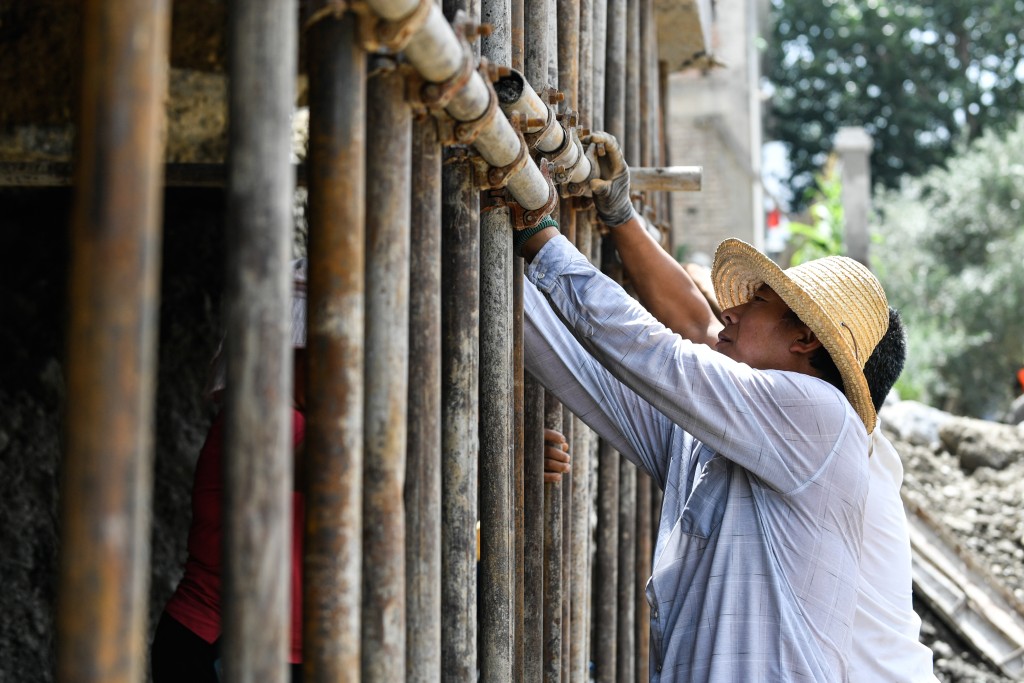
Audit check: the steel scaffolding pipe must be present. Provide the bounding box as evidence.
[362,58,412,682]
[220,1,298,681]
[406,113,443,683]
[366,0,552,218]
[494,69,593,190]
[304,7,366,680]
[58,2,169,681]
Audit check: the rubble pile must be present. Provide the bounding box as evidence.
[881,398,1024,681]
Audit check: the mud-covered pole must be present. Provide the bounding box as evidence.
[543,397,564,683]
[436,0,481,676]
[522,4,548,680]
[594,0,627,677]
[220,1,297,682]
[361,57,412,682]
[634,5,656,677]
[304,6,366,680]
[406,88,443,683]
[57,2,169,682]
[510,3,528,679]
[479,0,516,673]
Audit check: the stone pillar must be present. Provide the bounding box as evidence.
[834,126,874,266]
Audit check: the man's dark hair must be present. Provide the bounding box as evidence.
[863,307,907,412]
[784,307,907,407]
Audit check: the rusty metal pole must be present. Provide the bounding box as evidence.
[440,0,480,676]
[594,439,619,683]
[406,110,443,683]
[591,0,607,133]
[362,57,412,683]
[604,0,626,140]
[560,406,574,683]
[523,375,546,683]
[543,397,564,683]
[479,0,515,676]
[510,4,527,678]
[594,0,626,678]
[524,0,548,88]
[615,461,637,683]
[221,1,297,682]
[523,5,547,683]
[57,2,169,682]
[568,414,591,683]
[624,0,641,164]
[634,5,655,679]
[304,6,365,680]
[658,60,674,234]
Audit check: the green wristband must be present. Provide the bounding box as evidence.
[513,216,559,256]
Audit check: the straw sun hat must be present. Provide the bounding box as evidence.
[711,239,889,433]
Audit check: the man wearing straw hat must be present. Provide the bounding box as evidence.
[583,135,936,682]
[516,135,904,680]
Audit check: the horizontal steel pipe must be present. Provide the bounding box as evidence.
[366,0,551,211]
[494,70,593,186]
[628,165,701,192]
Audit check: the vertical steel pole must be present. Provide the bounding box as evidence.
[479,197,515,682]
[615,461,636,683]
[634,472,652,683]
[658,60,674,233]
[560,406,574,683]
[511,6,527,679]
[406,113,443,683]
[543,397,563,683]
[591,0,608,133]
[630,2,655,679]
[222,2,297,682]
[524,0,548,88]
[595,0,626,678]
[523,5,547,682]
[634,6,655,678]
[362,58,412,683]
[523,375,546,683]
[440,0,480,674]
[480,0,515,676]
[58,2,168,682]
[604,0,626,140]
[594,439,619,683]
[304,7,365,680]
[624,0,641,163]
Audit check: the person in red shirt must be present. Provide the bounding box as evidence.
[151,260,309,682]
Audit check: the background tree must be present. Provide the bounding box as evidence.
[766,0,1024,208]
[872,114,1024,418]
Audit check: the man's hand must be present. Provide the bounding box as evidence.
[543,428,571,483]
[584,131,636,228]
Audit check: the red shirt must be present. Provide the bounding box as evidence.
[165,409,305,663]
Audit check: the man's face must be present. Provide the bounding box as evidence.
[714,284,806,371]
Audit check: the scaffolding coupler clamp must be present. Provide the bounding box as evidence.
[470,111,531,190]
[505,158,560,229]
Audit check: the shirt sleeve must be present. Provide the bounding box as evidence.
[525,277,679,487]
[527,234,863,494]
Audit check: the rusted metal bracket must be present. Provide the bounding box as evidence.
[471,113,531,190]
[504,158,559,229]
[364,0,434,52]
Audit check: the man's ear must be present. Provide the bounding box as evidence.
[789,326,823,356]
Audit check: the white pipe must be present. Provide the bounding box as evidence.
[367,0,552,210]
[494,70,593,186]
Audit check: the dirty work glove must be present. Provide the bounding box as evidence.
[585,131,636,228]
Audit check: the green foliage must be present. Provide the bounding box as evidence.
[787,159,845,265]
[766,0,1024,208]
[873,114,1024,417]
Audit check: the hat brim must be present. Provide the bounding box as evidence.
[711,239,877,433]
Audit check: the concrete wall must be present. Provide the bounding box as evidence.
[666,0,766,264]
